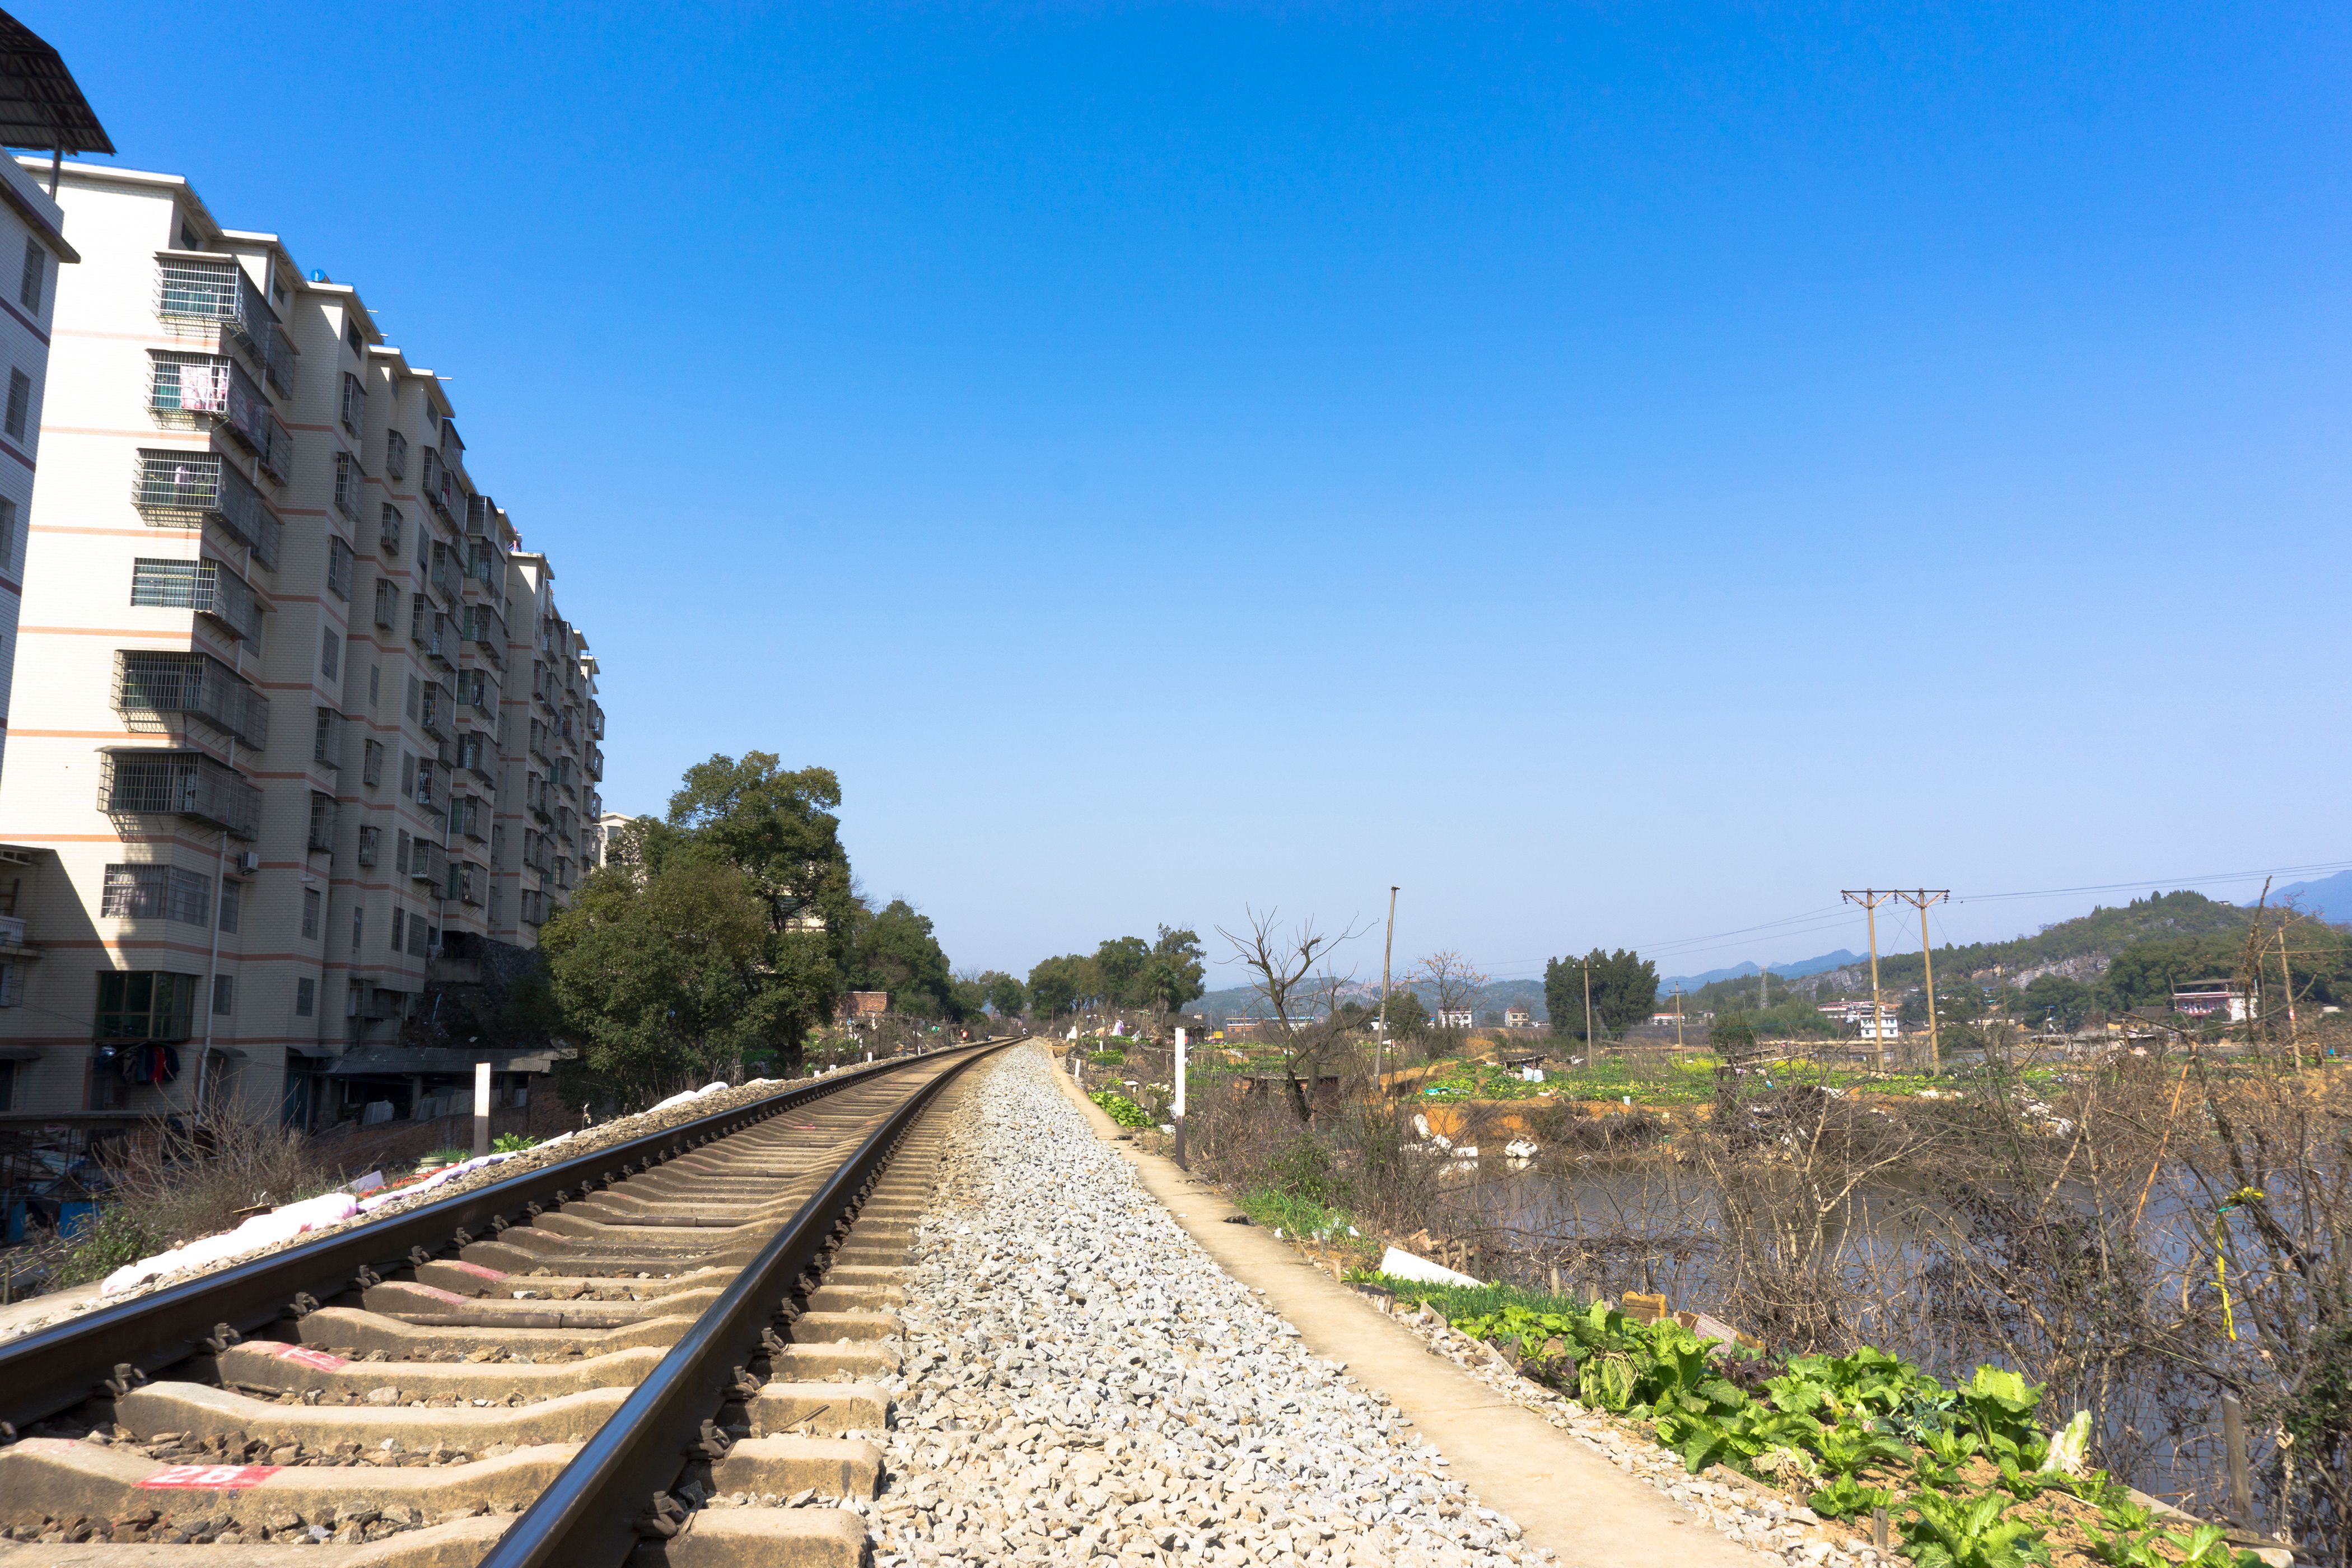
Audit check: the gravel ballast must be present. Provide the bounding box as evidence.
[871,1048,1546,1568]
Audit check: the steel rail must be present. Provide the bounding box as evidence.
[474,1038,1011,1568]
[0,1040,1002,1434]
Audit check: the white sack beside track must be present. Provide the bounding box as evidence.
[874,1048,1547,1568]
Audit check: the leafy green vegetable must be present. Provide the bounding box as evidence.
[1089,1091,1151,1127]
[1809,1474,1895,1520]
[1900,1488,2052,1568]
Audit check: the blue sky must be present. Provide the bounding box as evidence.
[39,3,2352,984]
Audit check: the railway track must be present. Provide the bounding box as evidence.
[0,1039,1012,1565]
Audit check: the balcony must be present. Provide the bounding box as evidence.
[419,447,457,523]
[585,743,604,783]
[129,556,264,644]
[527,720,549,763]
[429,549,460,602]
[419,684,449,741]
[130,451,284,571]
[307,791,338,853]
[408,837,450,888]
[153,256,296,398]
[113,650,269,748]
[147,353,280,459]
[99,749,262,839]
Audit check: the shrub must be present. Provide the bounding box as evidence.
[492,1133,540,1154]
[1090,1091,1150,1128]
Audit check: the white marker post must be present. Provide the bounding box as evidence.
[1173,1027,1189,1170]
[472,1060,492,1159]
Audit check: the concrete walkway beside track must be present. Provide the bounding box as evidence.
[1044,1044,1763,1568]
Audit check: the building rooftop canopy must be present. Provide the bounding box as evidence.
[0,9,113,156]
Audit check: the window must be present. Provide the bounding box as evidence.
[296,977,315,1017]
[345,317,363,357]
[333,451,361,521]
[379,502,403,554]
[363,738,384,786]
[327,536,353,600]
[415,760,436,806]
[18,237,43,312]
[358,824,380,866]
[385,429,408,481]
[321,626,339,680]
[95,971,199,1042]
[368,664,381,708]
[391,907,405,951]
[374,575,401,628]
[0,964,20,1011]
[4,368,27,441]
[340,373,365,434]
[396,829,412,873]
[0,496,15,571]
[100,864,211,925]
[307,792,336,852]
[301,886,321,939]
[400,752,416,798]
[405,674,421,721]
[218,880,240,934]
[409,916,430,958]
[351,903,363,953]
[211,974,235,1016]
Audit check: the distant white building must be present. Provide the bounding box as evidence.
[1434,1007,1474,1030]
[1818,1000,1901,1039]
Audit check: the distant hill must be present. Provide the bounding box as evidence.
[1663,950,1860,991]
[2276,870,2352,925]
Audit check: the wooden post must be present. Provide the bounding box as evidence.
[2223,1392,2254,1525]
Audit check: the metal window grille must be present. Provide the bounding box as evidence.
[308,792,338,852]
[100,864,213,926]
[128,557,260,643]
[328,534,354,599]
[218,881,239,934]
[378,502,403,554]
[340,373,365,434]
[414,759,437,806]
[385,428,408,480]
[260,412,296,484]
[313,708,347,767]
[144,351,228,418]
[358,825,380,867]
[113,650,269,747]
[154,256,240,323]
[374,577,398,630]
[99,751,263,839]
[5,368,29,441]
[332,451,362,521]
[132,450,283,570]
[363,738,385,786]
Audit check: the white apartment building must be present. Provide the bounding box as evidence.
[0,162,604,1127]
[0,158,77,791]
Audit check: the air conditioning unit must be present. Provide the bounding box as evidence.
[234,851,261,875]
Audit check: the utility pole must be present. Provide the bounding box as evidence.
[1582,956,1597,1063]
[1376,886,1398,1090]
[1673,986,1685,1051]
[1842,890,1894,1071]
[1893,890,1950,1075]
[2275,920,2300,1070]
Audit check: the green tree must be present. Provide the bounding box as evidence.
[1543,949,1659,1039]
[543,862,783,1107]
[850,899,958,1019]
[633,752,861,1062]
[2018,974,2094,1031]
[987,973,1028,1018]
[1140,925,1207,1014]
[1026,954,1096,1018]
[1094,936,1151,1007]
